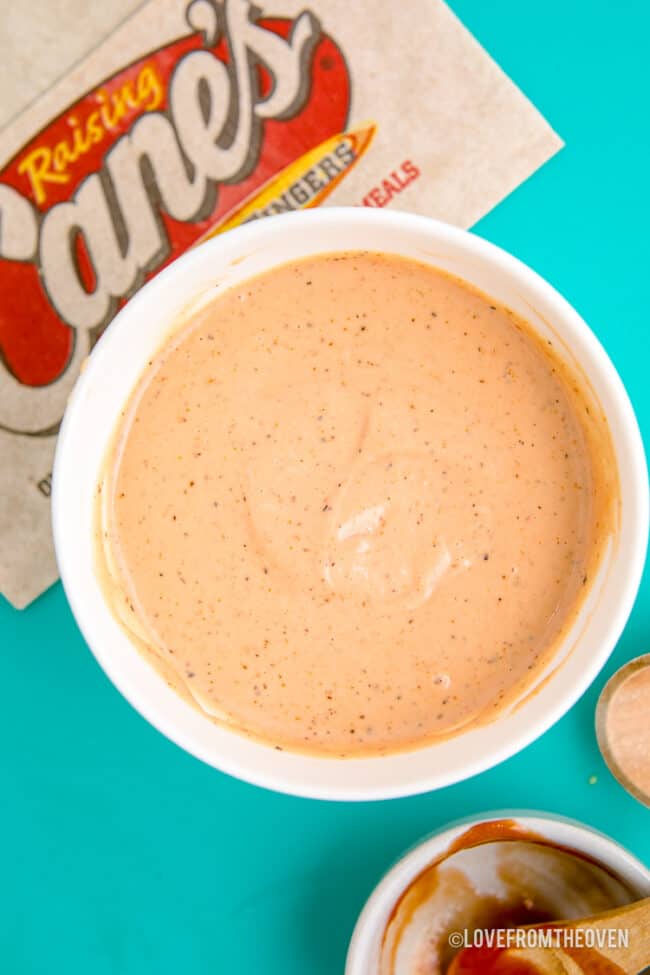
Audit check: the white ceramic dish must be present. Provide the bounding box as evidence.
[345,812,650,974]
[52,208,648,800]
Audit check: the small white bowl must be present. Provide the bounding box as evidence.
[345,812,650,974]
[52,208,649,801]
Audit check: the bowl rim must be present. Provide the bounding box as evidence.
[596,654,650,808]
[344,810,650,974]
[52,207,649,800]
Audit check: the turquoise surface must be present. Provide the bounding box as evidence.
[2,2,649,972]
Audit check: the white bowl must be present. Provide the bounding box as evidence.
[345,812,650,973]
[52,208,649,801]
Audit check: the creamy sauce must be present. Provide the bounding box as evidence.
[379,821,636,975]
[603,663,650,801]
[97,252,617,756]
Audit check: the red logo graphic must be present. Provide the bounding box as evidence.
[0,0,351,433]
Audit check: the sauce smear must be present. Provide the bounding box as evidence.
[450,943,626,975]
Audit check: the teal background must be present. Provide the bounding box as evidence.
[2,2,649,971]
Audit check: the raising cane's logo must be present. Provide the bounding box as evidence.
[0,0,371,435]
